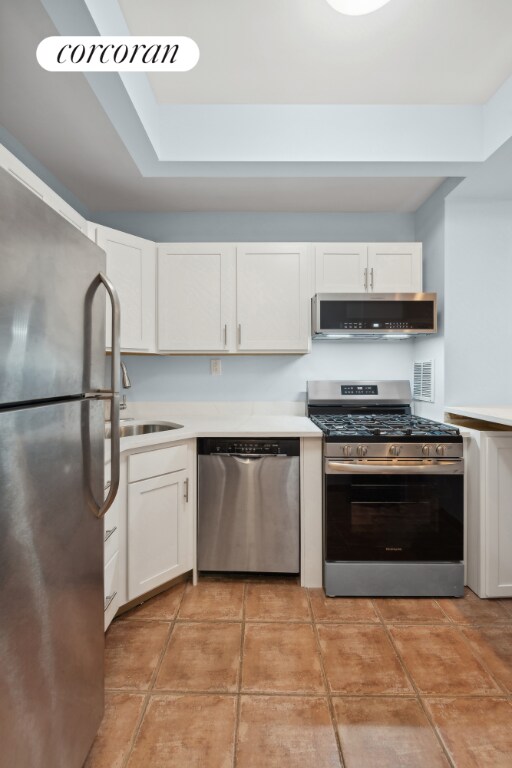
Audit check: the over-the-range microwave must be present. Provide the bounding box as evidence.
[312,293,437,339]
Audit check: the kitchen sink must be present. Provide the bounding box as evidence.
[105,421,184,438]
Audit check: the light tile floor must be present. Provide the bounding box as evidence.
[85,578,512,768]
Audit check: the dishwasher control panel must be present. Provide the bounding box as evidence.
[198,437,300,456]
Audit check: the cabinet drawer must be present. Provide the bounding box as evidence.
[104,551,120,629]
[104,517,119,564]
[129,444,187,482]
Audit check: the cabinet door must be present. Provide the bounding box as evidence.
[368,243,422,293]
[96,225,156,352]
[157,244,235,352]
[236,243,310,352]
[314,243,368,293]
[128,469,191,600]
[486,437,512,597]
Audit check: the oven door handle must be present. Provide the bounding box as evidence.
[326,460,464,475]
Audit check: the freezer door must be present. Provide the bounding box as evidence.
[0,398,105,768]
[0,168,106,405]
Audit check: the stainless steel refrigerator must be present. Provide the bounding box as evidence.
[0,168,121,768]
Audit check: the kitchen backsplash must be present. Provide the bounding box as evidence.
[117,342,414,403]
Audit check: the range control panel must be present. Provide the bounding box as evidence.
[341,385,378,396]
[198,437,300,457]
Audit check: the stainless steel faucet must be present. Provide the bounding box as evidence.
[120,361,131,410]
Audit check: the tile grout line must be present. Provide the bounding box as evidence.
[307,589,346,768]
[372,602,456,768]
[453,623,510,697]
[233,583,246,768]
[120,582,189,768]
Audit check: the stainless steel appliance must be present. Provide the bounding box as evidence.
[197,438,300,573]
[312,293,437,338]
[0,169,121,768]
[308,380,464,597]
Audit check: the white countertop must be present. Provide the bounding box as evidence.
[445,405,512,429]
[112,415,322,454]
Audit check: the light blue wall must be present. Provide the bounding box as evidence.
[444,199,512,406]
[412,180,459,419]
[122,342,415,403]
[93,211,415,243]
[0,125,90,218]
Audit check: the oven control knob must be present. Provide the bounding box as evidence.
[342,445,352,457]
[357,445,368,457]
[389,445,401,456]
[436,444,447,456]
[422,444,431,457]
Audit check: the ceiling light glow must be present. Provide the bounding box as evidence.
[325,0,392,15]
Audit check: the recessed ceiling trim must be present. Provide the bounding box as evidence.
[41,0,512,176]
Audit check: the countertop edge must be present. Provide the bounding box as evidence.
[445,405,512,429]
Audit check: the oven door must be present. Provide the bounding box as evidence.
[324,459,464,563]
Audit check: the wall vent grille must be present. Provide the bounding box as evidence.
[413,360,434,402]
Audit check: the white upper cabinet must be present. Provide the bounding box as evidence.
[236,243,310,352]
[96,225,156,353]
[368,243,422,293]
[314,242,422,294]
[0,144,89,238]
[315,243,368,293]
[157,244,236,353]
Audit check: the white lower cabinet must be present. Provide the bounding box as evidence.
[126,442,194,602]
[464,428,512,597]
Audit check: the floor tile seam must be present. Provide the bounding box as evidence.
[146,618,178,694]
[312,619,382,626]
[233,583,247,768]
[368,598,385,624]
[174,616,245,623]
[147,585,188,693]
[244,616,314,623]
[375,604,456,768]
[118,617,175,624]
[306,590,346,768]
[419,693,512,701]
[119,692,151,768]
[146,689,333,699]
[452,623,510,696]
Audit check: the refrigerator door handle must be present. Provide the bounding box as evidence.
[92,272,121,519]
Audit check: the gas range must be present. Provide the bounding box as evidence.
[307,380,464,598]
[307,380,462,458]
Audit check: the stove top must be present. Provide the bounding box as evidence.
[310,413,460,440]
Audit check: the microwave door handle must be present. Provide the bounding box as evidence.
[326,460,463,475]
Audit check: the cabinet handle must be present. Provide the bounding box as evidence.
[104,591,117,612]
[370,267,374,290]
[238,324,242,345]
[184,477,189,503]
[364,268,368,291]
[224,323,227,348]
[104,526,117,542]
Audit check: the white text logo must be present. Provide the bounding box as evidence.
[36,36,199,72]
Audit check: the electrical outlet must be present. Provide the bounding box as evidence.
[210,359,222,376]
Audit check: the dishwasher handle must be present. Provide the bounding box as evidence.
[215,453,289,459]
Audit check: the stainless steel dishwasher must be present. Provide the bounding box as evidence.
[197,438,300,573]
